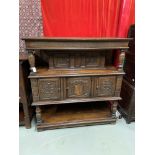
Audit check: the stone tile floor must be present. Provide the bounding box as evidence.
[19,118,134,155]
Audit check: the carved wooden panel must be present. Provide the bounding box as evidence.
[53,54,70,68]
[38,78,61,100]
[85,53,100,67]
[48,52,107,69]
[95,76,116,97]
[66,77,91,98]
[74,53,81,67]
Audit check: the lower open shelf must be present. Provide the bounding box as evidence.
[37,101,116,131]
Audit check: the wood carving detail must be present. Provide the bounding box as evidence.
[96,77,115,97]
[85,53,100,67]
[53,54,70,68]
[48,52,107,69]
[67,77,91,98]
[39,79,61,100]
[23,38,130,131]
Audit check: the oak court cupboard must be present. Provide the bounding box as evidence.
[23,37,132,131]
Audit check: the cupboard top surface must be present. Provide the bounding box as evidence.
[29,67,125,78]
[23,37,132,41]
[23,37,132,50]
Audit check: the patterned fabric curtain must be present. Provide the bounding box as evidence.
[19,0,43,53]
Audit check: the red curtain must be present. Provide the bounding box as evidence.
[114,0,135,66]
[41,0,135,38]
[117,0,135,37]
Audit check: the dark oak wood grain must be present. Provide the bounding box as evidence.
[37,102,116,131]
[23,37,130,131]
[29,67,125,78]
[23,37,132,50]
[32,97,121,106]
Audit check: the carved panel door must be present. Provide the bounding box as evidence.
[38,78,61,100]
[66,77,91,98]
[94,76,116,97]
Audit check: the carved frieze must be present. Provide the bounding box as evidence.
[48,52,106,69]
[53,54,70,68]
[85,53,100,67]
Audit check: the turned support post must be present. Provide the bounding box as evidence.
[36,106,42,124]
[111,101,118,118]
[118,49,126,71]
[28,50,37,74]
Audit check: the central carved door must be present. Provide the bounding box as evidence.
[66,77,91,98]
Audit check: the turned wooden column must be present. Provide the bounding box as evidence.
[118,49,126,71]
[36,106,42,124]
[28,50,37,74]
[111,101,118,118]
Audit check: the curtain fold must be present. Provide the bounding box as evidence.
[41,0,135,37]
[117,0,135,37]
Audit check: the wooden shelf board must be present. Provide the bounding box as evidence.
[32,97,121,106]
[23,37,133,41]
[37,102,115,131]
[29,67,124,78]
[37,118,116,131]
[27,47,129,50]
